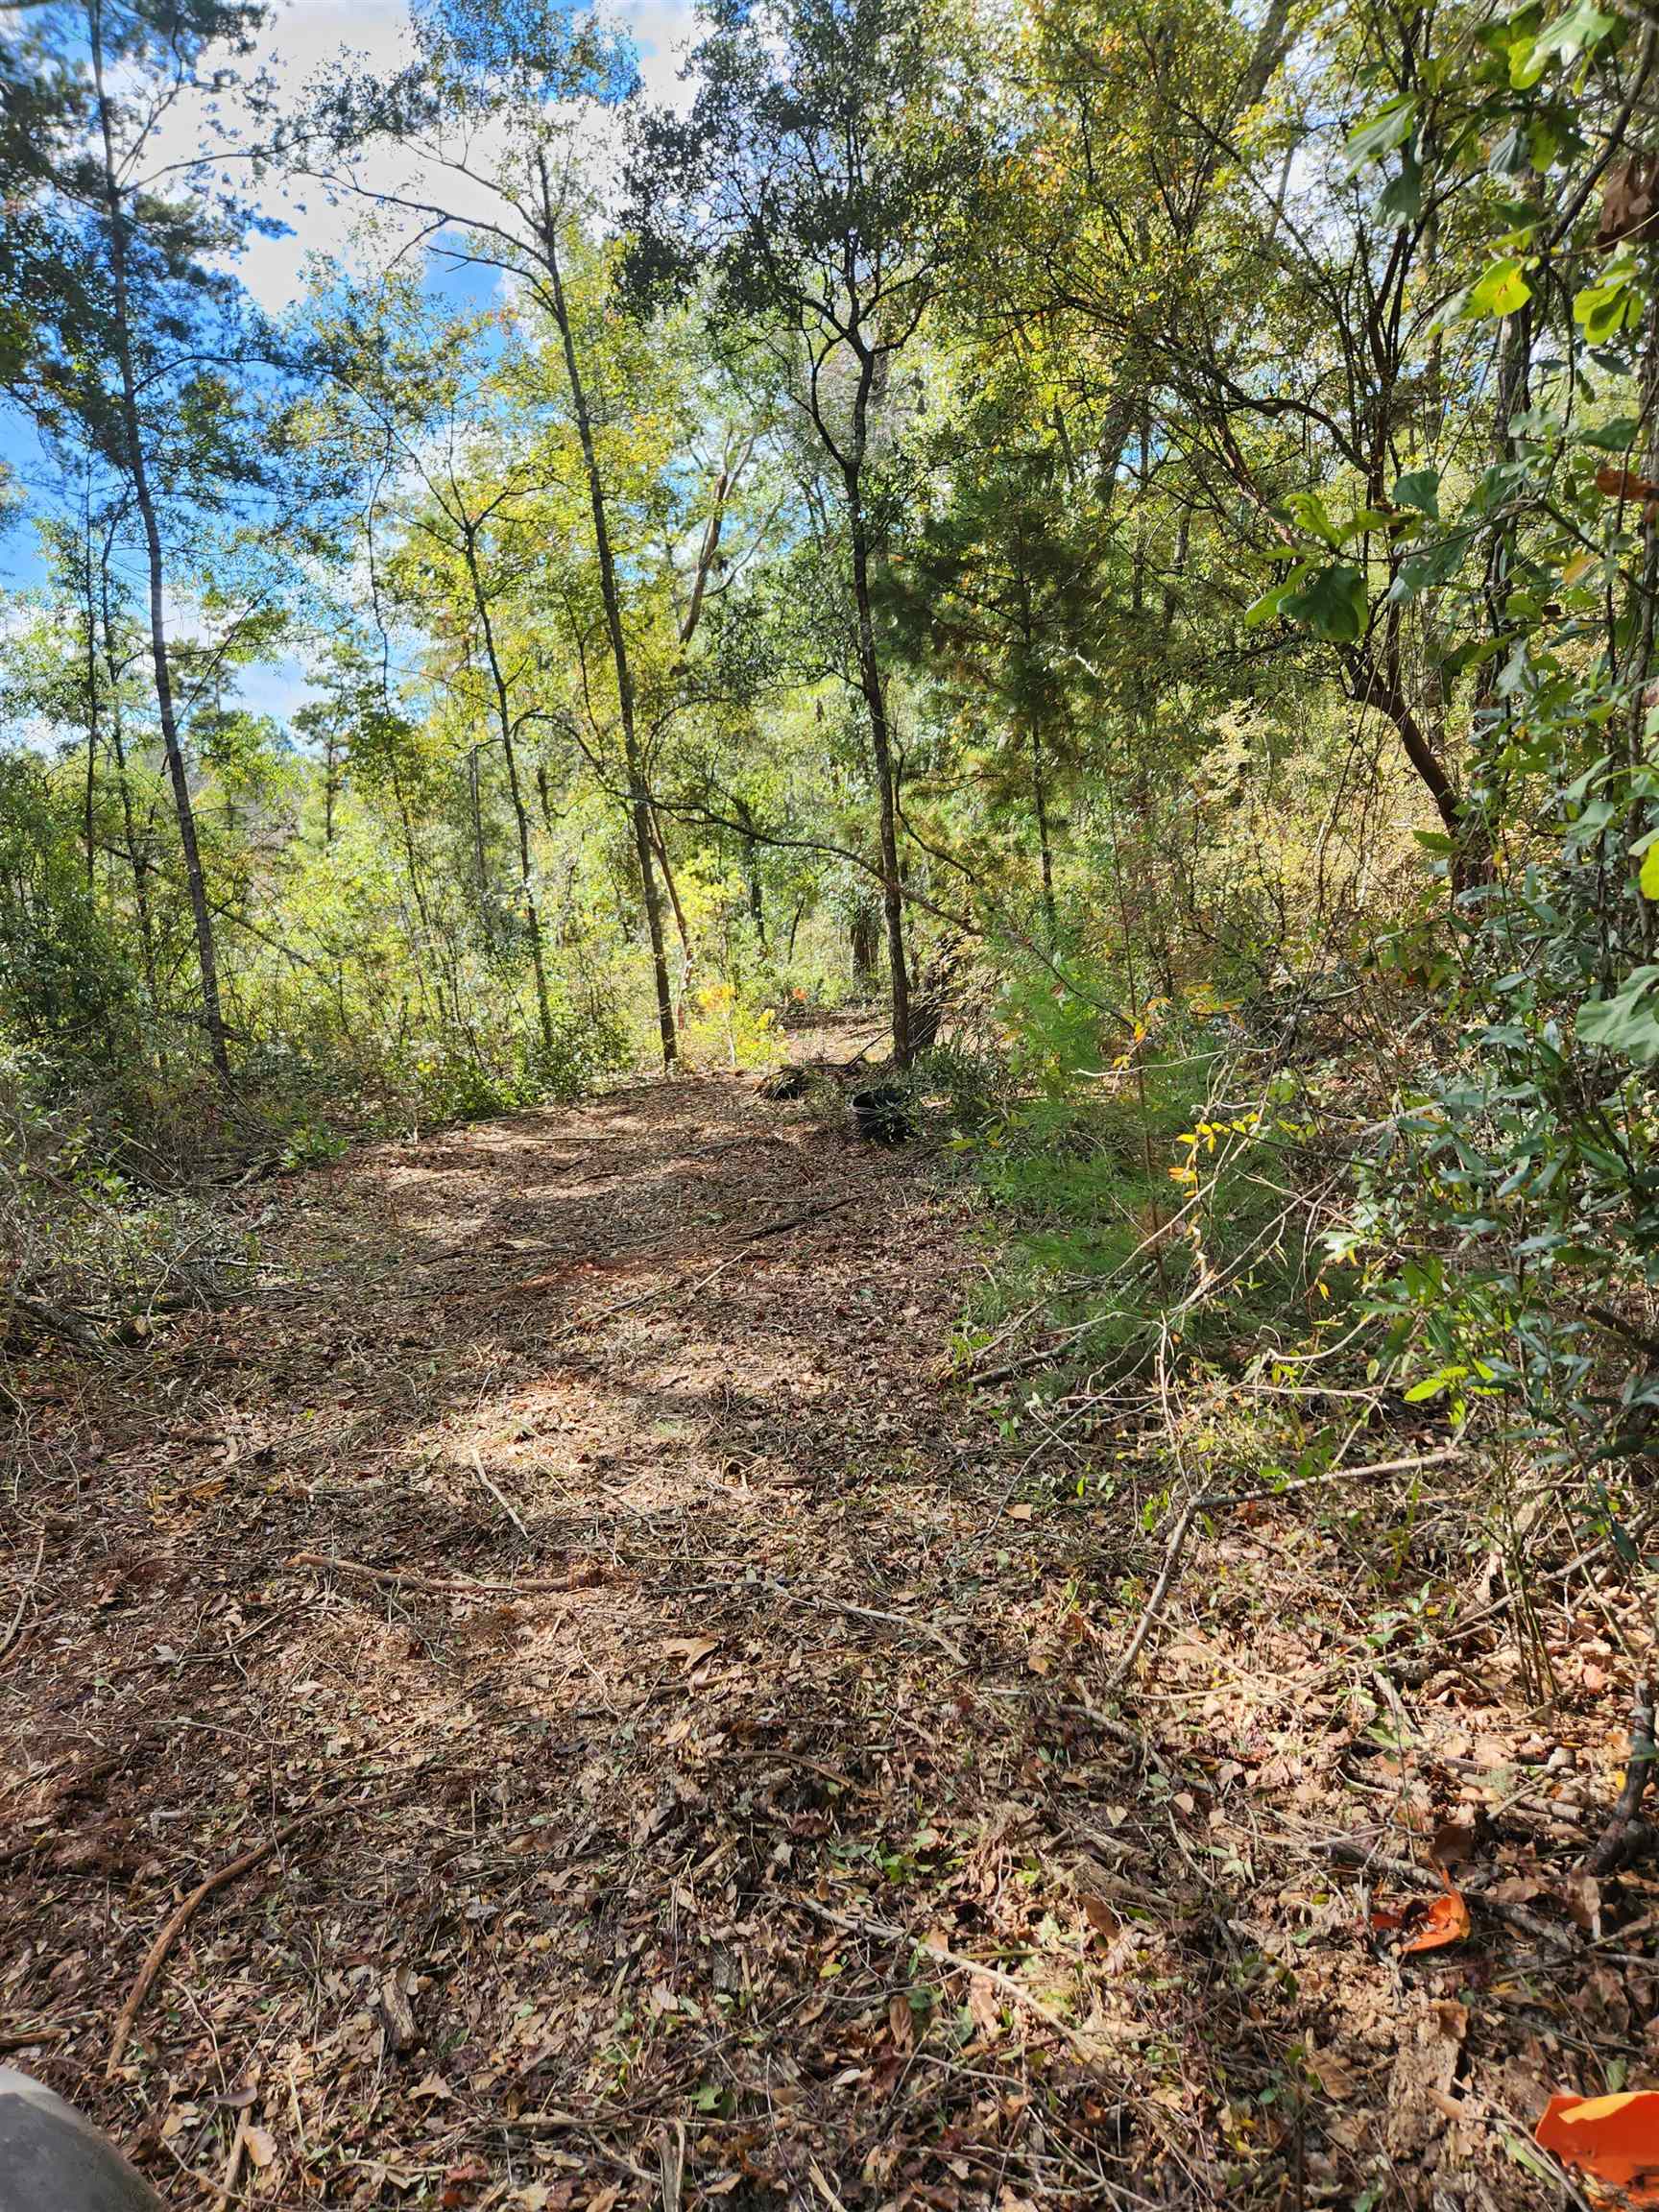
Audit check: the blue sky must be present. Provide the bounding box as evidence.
[1,0,696,720]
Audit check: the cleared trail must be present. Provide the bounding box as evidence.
[2,1069,1158,2207]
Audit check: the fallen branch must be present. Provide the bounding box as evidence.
[107,1810,324,2077]
[468,1446,530,1540]
[1588,1674,1657,1876]
[695,1575,967,1665]
[544,1254,748,1344]
[0,1532,46,1665]
[796,1895,1094,2058]
[546,1186,875,1343]
[290,1552,604,1598]
[1110,1448,1460,1692]
[739,1191,860,1242]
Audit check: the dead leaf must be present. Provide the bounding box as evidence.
[411,2072,454,2102]
[1598,466,1659,504]
[1306,2042,1358,2102]
[661,1636,718,1668]
[1535,2091,1659,2205]
[1431,1818,1478,1868]
[243,2125,276,2170]
[888,1991,915,2054]
[1081,1892,1119,1942]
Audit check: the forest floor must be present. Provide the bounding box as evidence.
[1,1027,1651,2209]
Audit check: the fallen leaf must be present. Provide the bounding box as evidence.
[888,1991,915,2054]
[243,2125,276,2170]
[661,1636,718,1668]
[1535,2091,1659,2204]
[1431,1818,1478,1868]
[1081,1892,1119,1942]
[1306,2042,1358,2101]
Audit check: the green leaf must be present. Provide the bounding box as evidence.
[1244,583,1292,628]
[1578,969,1659,1064]
[1285,490,1339,546]
[1575,274,1644,344]
[1379,148,1423,224]
[1339,506,1401,542]
[1528,0,1617,69]
[1508,31,1550,88]
[1404,1364,1468,1402]
[1282,564,1368,643]
[1579,416,1641,451]
[1466,258,1533,319]
[1638,843,1659,900]
[1393,468,1441,518]
[1346,96,1417,172]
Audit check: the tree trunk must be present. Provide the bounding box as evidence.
[88,0,228,1078]
[80,517,100,895]
[735,795,767,950]
[845,456,912,1066]
[461,526,556,1057]
[467,748,491,936]
[537,165,676,1071]
[650,817,693,1024]
[99,553,162,1043]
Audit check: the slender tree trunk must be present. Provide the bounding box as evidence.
[88,0,228,1078]
[99,556,162,1041]
[844,447,911,1067]
[80,515,100,894]
[461,529,555,1056]
[735,795,767,950]
[537,164,676,1071]
[650,818,693,1025]
[467,747,491,936]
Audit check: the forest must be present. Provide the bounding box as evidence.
[5,0,1659,2200]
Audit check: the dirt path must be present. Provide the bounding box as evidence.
[2,1066,1167,2208]
[7,1064,1636,2209]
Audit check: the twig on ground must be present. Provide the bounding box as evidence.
[0,1531,46,1665]
[548,1187,876,1341]
[545,1255,747,1343]
[740,1192,861,1241]
[1109,1448,1460,1691]
[214,2116,249,2212]
[107,1809,325,2077]
[745,1575,967,1665]
[467,1446,529,1540]
[1588,1673,1657,1875]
